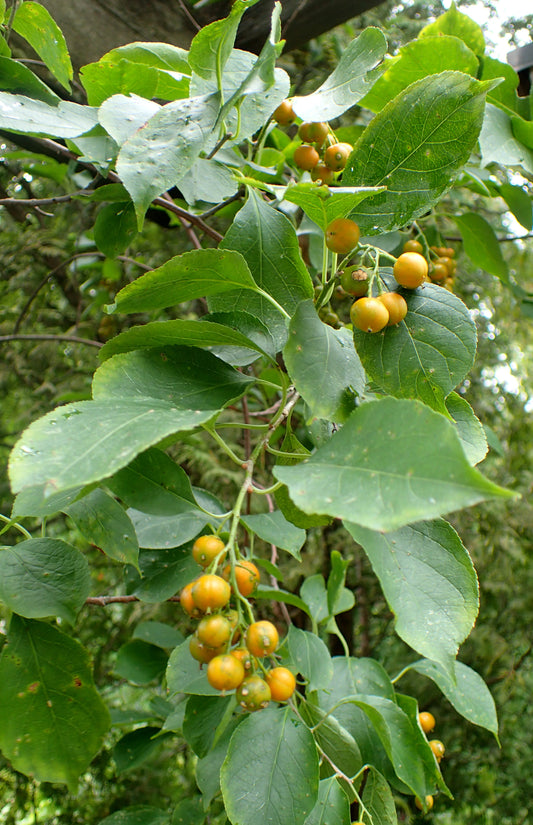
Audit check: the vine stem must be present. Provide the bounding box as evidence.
[0,333,102,348]
[0,514,32,540]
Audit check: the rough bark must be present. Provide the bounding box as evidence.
[40,0,386,70]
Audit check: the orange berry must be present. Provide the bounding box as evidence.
[350,296,389,333]
[325,218,360,254]
[377,292,408,325]
[393,252,428,288]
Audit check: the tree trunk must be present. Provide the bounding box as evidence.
[40,0,386,70]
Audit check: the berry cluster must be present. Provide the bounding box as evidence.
[415,711,447,812]
[273,100,353,183]
[404,238,457,290]
[180,536,296,710]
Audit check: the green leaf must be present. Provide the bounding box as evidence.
[98,807,169,825]
[99,319,270,361]
[0,93,97,137]
[360,35,478,113]
[183,694,233,757]
[12,485,84,519]
[0,616,110,790]
[99,94,160,146]
[128,508,208,551]
[327,551,353,617]
[177,157,238,205]
[171,798,205,825]
[114,640,168,685]
[65,488,139,568]
[212,189,314,348]
[409,659,498,736]
[188,0,259,80]
[196,717,242,807]
[0,538,90,624]
[345,519,479,674]
[113,249,258,314]
[454,212,509,282]
[9,399,216,496]
[273,398,515,532]
[480,56,525,116]
[299,702,363,781]
[343,72,497,233]
[93,346,252,410]
[240,510,306,559]
[126,547,199,603]
[496,182,533,231]
[446,392,488,466]
[167,638,220,696]
[300,574,330,624]
[203,311,277,367]
[283,183,385,231]
[93,202,137,258]
[292,29,387,120]
[353,281,477,413]
[191,49,290,148]
[12,1,73,89]
[274,434,332,530]
[254,586,311,616]
[286,626,333,692]
[479,104,533,175]
[361,768,398,825]
[116,94,220,227]
[133,621,183,649]
[114,727,169,772]
[0,56,60,103]
[284,300,364,422]
[221,705,320,825]
[419,4,485,55]
[303,777,350,825]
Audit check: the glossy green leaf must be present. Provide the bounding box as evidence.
[299,573,352,624]
[344,72,497,233]
[12,1,73,89]
[183,694,233,757]
[65,488,139,568]
[81,49,189,106]
[167,638,219,696]
[274,398,515,532]
[114,727,169,772]
[361,768,398,825]
[9,400,216,496]
[188,0,259,80]
[98,807,169,825]
[115,640,168,685]
[479,104,533,175]
[292,29,387,120]
[240,510,306,558]
[94,202,137,257]
[327,551,353,617]
[446,392,488,465]
[345,519,479,674]
[419,4,485,55]
[303,777,350,825]
[113,249,258,314]
[82,42,189,105]
[454,212,509,282]
[171,797,205,825]
[99,319,270,361]
[254,586,311,616]
[480,56,525,117]
[360,35,478,113]
[211,189,314,348]
[128,507,208,550]
[12,484,84,519]
[353,281,477,413]
[283,183,385,231]
[0,92,97,137]
[409,659,498,736]
[0,616,110,790]
[285,300,364,422]
[99,94,160,146]
[93,346,252,410]
[221,705,319,825]
[126,546,199,603]
[107,448,197,513]
[196,717,242,808]
[497,182,532,230]
[286,626,333,692]
[0,56,60,103]
[0,538,90,624]
[116,94,220,227]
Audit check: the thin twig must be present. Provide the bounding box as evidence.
[85,594,181,606]
[177,0,202,31]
